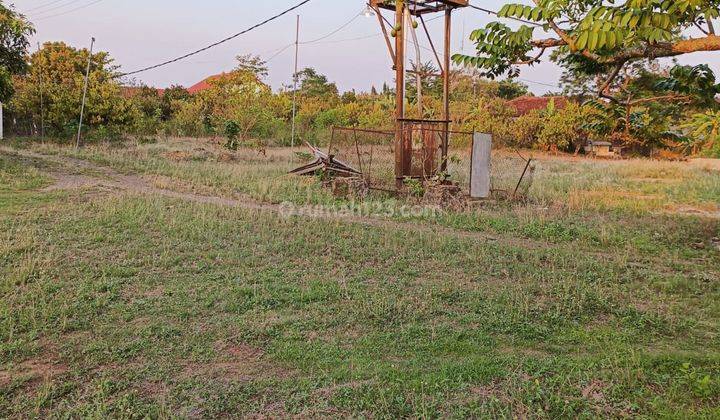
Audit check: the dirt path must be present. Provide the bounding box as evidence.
[3,147,520,246]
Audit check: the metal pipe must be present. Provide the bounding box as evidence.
[373,5,396,64]
[38,42,45,142]
[407,8,423,116]
[76,37,94,149]
[394,0,406,188]
[513,158,533,199]
[290,15,300,163]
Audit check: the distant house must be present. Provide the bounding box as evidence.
[508,96,569,117]
[585,140,622,158]
[187,74,228,94]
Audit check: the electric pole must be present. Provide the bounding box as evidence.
[290,15,300,162]
[76,37,95,149]
[38,42,45,142]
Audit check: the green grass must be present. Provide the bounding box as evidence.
[1,139,719,418]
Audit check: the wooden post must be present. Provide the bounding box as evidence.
[38,42,45,142]
[76,37,94,149]
[394,0,405,189]
[441,8,452,173]
[290,15,300,163]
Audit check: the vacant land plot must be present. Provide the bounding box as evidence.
[1,138,719,418]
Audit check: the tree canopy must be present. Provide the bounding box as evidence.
[0,1,34,101]
[11,42,132,136]
[454,0,720,101]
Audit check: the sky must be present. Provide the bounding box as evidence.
[16,0,720,95]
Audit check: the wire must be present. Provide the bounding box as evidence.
[34,0,106,21]
[265,43,294,63]
[24,0,73,13]
[29,0,85,16]
[518,78,560,88]
[119,0,314,77]
[300,10,363,45]
[308,33,380,45]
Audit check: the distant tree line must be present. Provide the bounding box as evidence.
[1,1,720,157]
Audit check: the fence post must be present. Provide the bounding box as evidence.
[470,132,491,198]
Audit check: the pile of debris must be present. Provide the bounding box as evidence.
[289,143,362,178]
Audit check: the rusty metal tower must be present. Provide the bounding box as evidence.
[369,0,468,188]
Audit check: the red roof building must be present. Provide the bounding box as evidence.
[187,74,227,94]
[508,96,569,116]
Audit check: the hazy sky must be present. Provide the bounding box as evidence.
[17,0,720,95]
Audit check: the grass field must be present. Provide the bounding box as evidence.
[1,137,719,418]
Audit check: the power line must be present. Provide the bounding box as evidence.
[29,0,85,16]
[119,0,313,77]
[24,0,73,13]
[518,78,560,88]
[300,10,362,45]
[34,0,107,21]
[307,33,379,45]
[265,43,294,63]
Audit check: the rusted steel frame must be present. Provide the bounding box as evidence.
[373,4,396,64]
[398,120,473,136]
[513,157,533,199]
[333,126,394,136]
[328,126,336,156]
[408,127,473,136]
[419,15,444,73]
[403,124,473,136]
[352,127,365,175]
[407,7,423,116]
[375,1,444,15]
[398,117,449,123]
[395,0,407,187]
[368,143,375,182]
[441,8,452,173]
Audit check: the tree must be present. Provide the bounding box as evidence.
[581,63,720,151]
[681,110,720,155]
[0,2,34,101]
[497,79,530,99]
[199,57,284,151]
[11,42,133,137]
[454,0,720,102]
[537,100,593,152]
[235,54,269,79]
[405,60,443,105]
[295,68,339,98]
[160,85,190,121]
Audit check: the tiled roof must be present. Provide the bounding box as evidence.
[508,96,568,116]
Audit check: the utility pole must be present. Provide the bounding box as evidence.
[76,37,95,149]
[290,15,300,162]
[38,42,45,142]
[441,9,452,173]
[394,0,406,189]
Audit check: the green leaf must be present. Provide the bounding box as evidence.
[576,31,589,50]
[588,31,599,50]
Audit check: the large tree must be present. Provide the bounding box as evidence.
[11,42,132,136]
[0,2,34,101]
[454,0,720,102]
